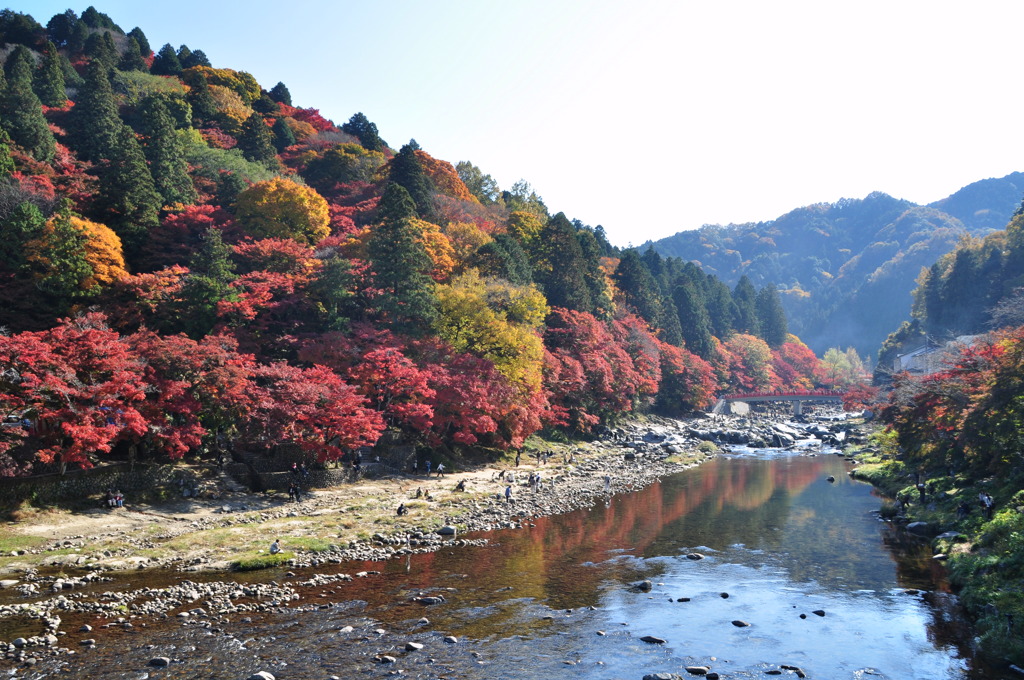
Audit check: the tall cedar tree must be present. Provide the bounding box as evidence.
[470,234,533,285]
[94,123,161,260]
[269,81,292,105]
[732,275,760,336]
[33,41,66,106]
[673,280,715,358]
[271,116,295,152]
[127,26,150,56]
[176,227,238,338]
[0,128,14,178]
[342,112,385,151]
[613,250,664,328]
[0,200,45,273]
[83,31,118,71]
[68,61,121,162]
[180,47,210,69]
[704,274,735,339]
[367,183,438,335]
[536,213,593,313]
[0,47,55,162]
[237,112,277,164]
[118,37,148,72]
[577,227,614,318]
[46,10,78,48]
[186,73,217,125]
[150,43,182,76]
[755,285,788,347]
[389,141,434,219]
[139,95,197,206]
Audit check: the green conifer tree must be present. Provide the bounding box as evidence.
[118,37,149,72]
[0,200,45,273]
[755,285,788,347]
[176,227,238,338]
[536,213,594,313]
[271,117,295,152]
[83,31,118,71]
[46,10,79,48]
[613,249,664,327]
[127,26,150,56]
[0,47,56,162]
[33,41,66,106]
[673,280,715,358]
[389,141,434,219]
[342,112,385,151]
[367,183,437,335]
[68,61,121,162]
[150,43,182,76]
[0,128,14,179]
[94,123,161,260]
[269,81,292,105]
[237,112,277,164]
[140,95,197,206]
[186,73,217,124]
[732,275,760,336]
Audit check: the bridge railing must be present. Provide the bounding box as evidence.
[720,389,844,401]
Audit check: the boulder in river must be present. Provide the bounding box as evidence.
[685,667,711,676]
[643,674,683,680]
[640,635,666,644]
[731,620,751,627]
[629,580,653,593]
[247,673,275,680]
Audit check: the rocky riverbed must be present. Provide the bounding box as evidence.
[0,410,870,671]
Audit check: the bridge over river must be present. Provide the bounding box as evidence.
[711,389,845,415]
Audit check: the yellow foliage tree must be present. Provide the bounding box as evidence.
[409,218,456,282]
[507,210,544,246]
[433,270,548,391]
[235,177,330,245]
[182,66,261,104]
[443,221,492,271]
[207,84,252,134]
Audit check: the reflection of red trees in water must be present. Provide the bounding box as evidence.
[341,458,828,610]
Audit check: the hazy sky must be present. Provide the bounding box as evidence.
[9,1,1024,245]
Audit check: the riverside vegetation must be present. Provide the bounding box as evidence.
[852,426,1024,668]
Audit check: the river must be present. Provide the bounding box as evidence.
[7,446,1007,679]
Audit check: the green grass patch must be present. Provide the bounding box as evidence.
[231,551,294,571]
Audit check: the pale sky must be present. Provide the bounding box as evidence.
[9,1,1024,245]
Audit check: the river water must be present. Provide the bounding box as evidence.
[10,447,1006,679]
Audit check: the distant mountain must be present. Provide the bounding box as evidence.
[928,171,1024,232]
[647,173,1024,358]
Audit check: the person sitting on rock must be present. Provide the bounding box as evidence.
[397,503,408,516]
[454,479,466,492]
[270,538,281,554]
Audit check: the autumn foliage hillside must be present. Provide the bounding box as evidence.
[0,6,838,476]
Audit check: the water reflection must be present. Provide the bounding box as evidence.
[7,452,1004,679]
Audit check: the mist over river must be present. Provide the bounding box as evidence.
[7,446,1008,680]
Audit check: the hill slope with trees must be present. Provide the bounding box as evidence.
[648,174,1023,357]
[0,5,852,478]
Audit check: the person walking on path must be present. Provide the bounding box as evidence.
[436,462,445,478]
[425,460,432,476]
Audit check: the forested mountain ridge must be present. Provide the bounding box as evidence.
[0,6,867,478]
[648,173,1023,357]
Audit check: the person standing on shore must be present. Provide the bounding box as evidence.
[505,485,513,503]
